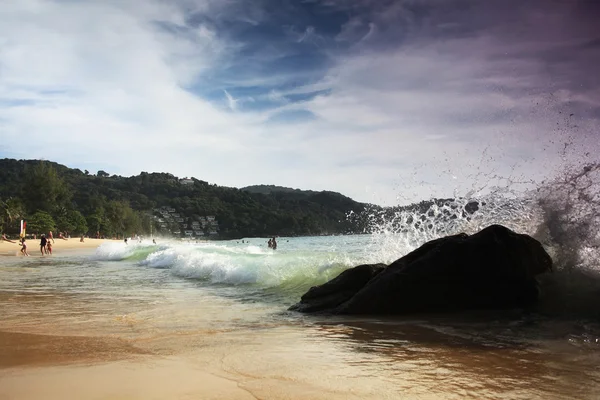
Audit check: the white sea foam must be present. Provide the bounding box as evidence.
[90,238,363,293]
[89,162,600,317]
[92,241,138,261]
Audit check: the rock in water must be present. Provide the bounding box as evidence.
[289,263,386,313]
[290,225,552,315]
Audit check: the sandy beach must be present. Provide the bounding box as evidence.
[0,240,361,400]
[0,237,119,257]
[0,241,271,400]
[0,329,259,400]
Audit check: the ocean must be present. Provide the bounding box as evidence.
[1,167,600,399]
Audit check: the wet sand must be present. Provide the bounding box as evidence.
[0,244,287,400]
[0,243,259,400]
[0,330,257,400]
[0,330,149,368]
[0,321,373,400]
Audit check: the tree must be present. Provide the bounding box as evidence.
[0,197,25,234]
[86,210,104,235]
[105,200,126,234]
[55,213,76,234]
[54,209,87,235]
[69,210,88,235]
[22,161,72,214]
[27,211,56,235]
[1,158,372,239]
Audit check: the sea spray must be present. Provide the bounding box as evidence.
[353,195,544,264]
[535,162,600,271]
[533,162,600,318]
[91,162,600,317]
[93,241,162,261]
[344,159,600,319]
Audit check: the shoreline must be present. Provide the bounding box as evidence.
[0,238,120,257]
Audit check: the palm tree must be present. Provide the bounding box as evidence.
[0,197,25,234]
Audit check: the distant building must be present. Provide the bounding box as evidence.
[179,178,194,185]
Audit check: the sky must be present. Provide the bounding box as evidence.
[0,0,598,205]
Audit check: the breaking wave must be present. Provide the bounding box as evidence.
[92,163,599,316]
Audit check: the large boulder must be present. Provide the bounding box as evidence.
[289,263,386,313]
[290,225,552,315]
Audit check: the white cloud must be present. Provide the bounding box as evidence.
[297,26,315,43]
[0,0,597,207]
[223,90,238,110]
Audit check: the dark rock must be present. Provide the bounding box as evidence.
[289,263,386,313]
[290,225,552,315]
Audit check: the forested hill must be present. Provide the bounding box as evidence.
[0,159,373,239]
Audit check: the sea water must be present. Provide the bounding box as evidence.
[1,164,600,399]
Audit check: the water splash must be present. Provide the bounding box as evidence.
[351,195,543,263]
[534,162,600,272]
[351,161,600,318]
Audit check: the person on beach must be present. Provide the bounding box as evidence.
[46,240,52,255]
[124,237,128,245]
[267,238,272,248]
[271,237,277,250]
[1,233,16,243]
[40,234,47,255]
[80,235,85,242]
[49,230,55,243]
[20,238,29,256]
[58,232,67,240]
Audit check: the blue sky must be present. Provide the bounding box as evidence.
[0,0,598,205]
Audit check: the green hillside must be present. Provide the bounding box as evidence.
[0,159,373,239]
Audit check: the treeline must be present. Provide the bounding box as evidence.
[0,159,373,239]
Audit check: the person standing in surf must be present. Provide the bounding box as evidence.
[271,237,277,250]
[40,234,47,255]
[20,238,29,256]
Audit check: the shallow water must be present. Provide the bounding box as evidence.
[1,235,599,399]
